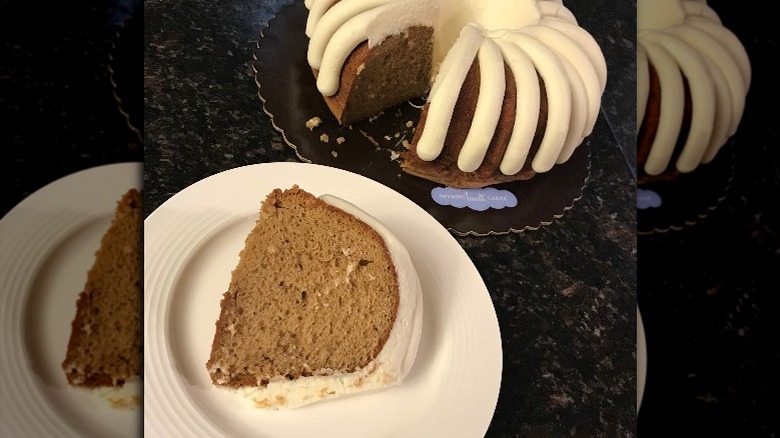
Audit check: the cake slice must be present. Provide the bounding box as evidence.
[206,186,422,409]
[61,188,142,406]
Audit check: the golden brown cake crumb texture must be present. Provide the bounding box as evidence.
[207,186,400,388]
[315,26,433,126]
[62,188,142,388]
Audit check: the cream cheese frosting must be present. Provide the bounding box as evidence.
[305,0,607,176]
[230,195,423,409]
[638,0,750,176]
[307,0,439,96]
[64,378,141,409]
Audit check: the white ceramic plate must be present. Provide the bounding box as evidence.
[0,163,143,438]
[144,162,503,437]
[637,307,647,413]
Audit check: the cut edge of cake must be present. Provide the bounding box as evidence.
[206,186,423,409]
[61,188,142,408]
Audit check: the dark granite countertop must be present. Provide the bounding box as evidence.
[1,0,143,216]
[1,0,635,436]
[144,0,636,436]
[637,2,780,435]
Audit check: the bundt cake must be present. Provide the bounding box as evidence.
[637,0,750,184]
[304,0,607,188]
[62,188,142,406]
[206,186,422,409]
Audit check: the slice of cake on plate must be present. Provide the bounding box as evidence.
[62,188,142,408]
[206,185,422,409]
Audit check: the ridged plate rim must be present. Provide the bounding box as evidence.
[0,162,143,438]
[143,162,503,437]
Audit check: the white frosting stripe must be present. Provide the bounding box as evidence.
[502,32,571,173]
[522,24,601,136]
[539,18,607,92]
[637,44,649,134]
[687,19,751,91]
[641,40,684,175]
[667,24,746,135]
[417,24,484,162]
[538,1,578,25]
[308,0,391,70]
[457,38,505,172]
[701,56,732,163]
[554,49,588,163]
[496,40,540,175]
[315,0,440,97]
[647,31,716,173]
[306,0,340,38]
[682,0,721,24]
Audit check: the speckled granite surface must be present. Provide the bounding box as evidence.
[637,1,780,435]
[144,1,636,436]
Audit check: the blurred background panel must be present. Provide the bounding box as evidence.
[637,0,779,435]
[0,0,143,216]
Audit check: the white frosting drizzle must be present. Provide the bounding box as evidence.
[305,0,339,38]
[539,18,607,92]
[306,0,607,176]
[687,20,751,90]
[700,55,732,162]
[641,40,684,175]
[537,0,577,24]
[666,25,744,135]
[234,194,423,409]
[502,31,570,173]
[496,39,540,175]
[638,0,749,176]
[416,24,483,162]
[309,0,438,96]
[555,46,588,164]
[650,29,717,172]
[457,37,505,172]
[682,1,721,24]
[521,24,601,135]
[308,0,391,70]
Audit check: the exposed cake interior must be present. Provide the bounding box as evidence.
[61,188,142,407]
[206,186,422,409]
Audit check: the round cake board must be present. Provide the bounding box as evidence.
[109,3,143,143]
[637,143,735,235]
[253,1,590,236]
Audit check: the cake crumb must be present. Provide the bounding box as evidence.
[331,151,338,157]
[394,132,400,138]
[384,135,392,141]
[389,151,400,161]
[320,134,329,143]
[356,63,365,74]
[358,130,380,148]
[405,120,414,128]
[402,140,411,149]
[306,117,322,130]
[336,137,346,144]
